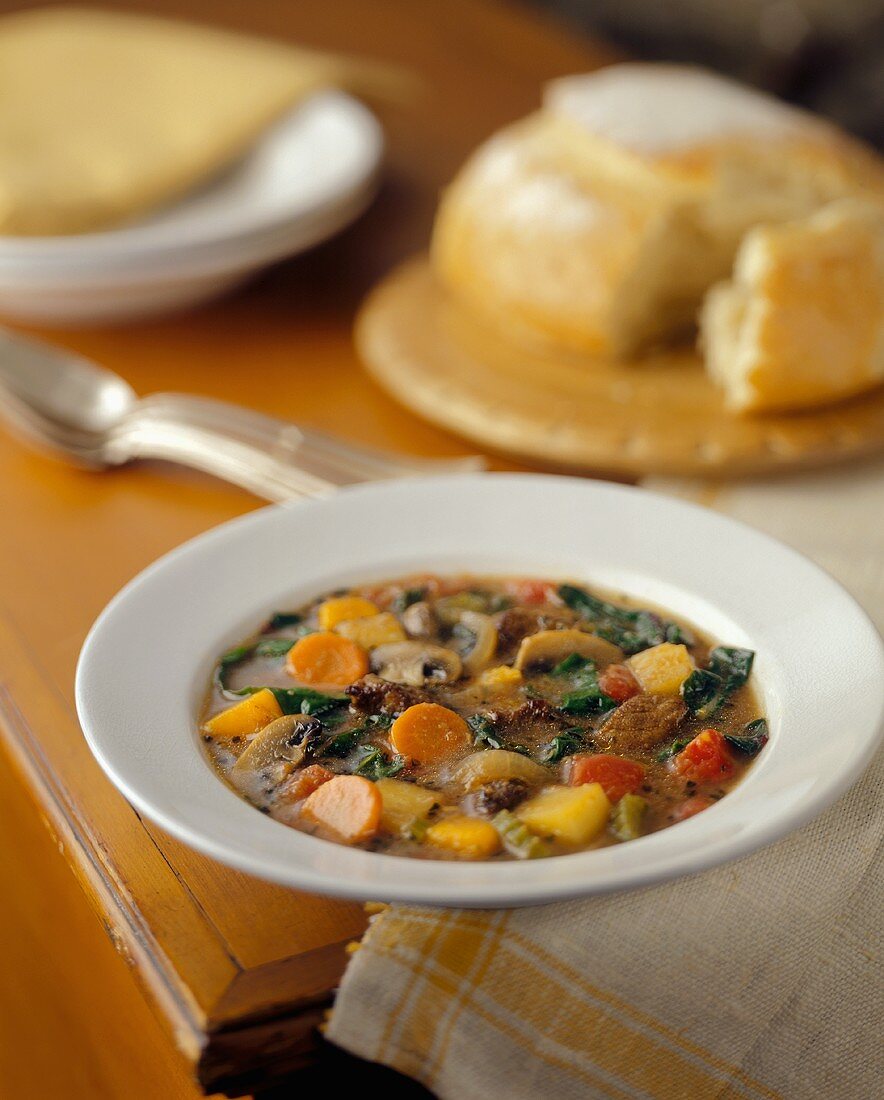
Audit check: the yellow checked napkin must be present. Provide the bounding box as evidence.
[327,460,884,1099]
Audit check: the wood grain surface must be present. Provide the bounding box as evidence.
[0,1,615,1096]
[359,257,884,478]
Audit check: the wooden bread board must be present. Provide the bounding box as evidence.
[358,256,884,478]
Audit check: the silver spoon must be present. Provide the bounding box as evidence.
[0,328,485,500]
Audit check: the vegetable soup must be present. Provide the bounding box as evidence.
[200,575,766,860]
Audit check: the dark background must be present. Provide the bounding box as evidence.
[531,0,884,147]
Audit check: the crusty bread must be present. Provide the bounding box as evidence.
[701,199,884,412]
[431,64,884,357]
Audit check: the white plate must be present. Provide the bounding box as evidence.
[75,475,884,907]
[0,91,382,323]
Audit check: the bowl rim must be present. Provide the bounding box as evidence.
[75,474,884,907]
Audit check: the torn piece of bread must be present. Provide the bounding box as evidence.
[0,7,397,236]
[701,199,884,412]
[431,64,884,357]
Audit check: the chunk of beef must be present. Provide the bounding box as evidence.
[347,674,430,717]
[597,694,686,752]
[465,779,529,817]
[495,607,579,656]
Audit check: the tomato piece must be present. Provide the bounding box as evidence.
[673,729,734,783]
[504,578,554,605]
[598,664,640,702]
[566,753,645,802]
[671,796,715,822]
[278,764,335,804]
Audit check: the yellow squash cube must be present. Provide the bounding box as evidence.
[479,665,523,688]
[335,612,406,649]
[517,783,610,846]
[425,816,502,859]
[318,595,378,631]
[628,642,695,695]
[376,778,439,835]
[203,688,281,738]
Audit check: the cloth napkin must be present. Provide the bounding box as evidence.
[327,460,884,1100]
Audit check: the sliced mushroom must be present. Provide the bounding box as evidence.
[371,641,462,686]
[514,628,623,671]
[232,714,320,775]
[454,749,549,792]
[453,611,499,674]
[401,600,436,638]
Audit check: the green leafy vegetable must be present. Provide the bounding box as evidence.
[392,587,426,612]
[493,809,551,858]
[219,645,252,668]
[680,646,755,719]
[468,713,504,749]
[557,584,692,655]
[656,738,689,762]
[554,654,617,716]
[539,729,585,763]
[352,746,406,780]
[322,713,392,757]
[265,611,302,630]
[254,638,295,658]
[724,717,769,756]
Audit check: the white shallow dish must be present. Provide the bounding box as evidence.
[76,474,884,908]
[0,90,382,324]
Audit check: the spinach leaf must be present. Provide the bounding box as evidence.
[680,646,755,719]
[468,713,504,749]
[219,644,252,667]
[265,611,302,631]
[656,738,690,762]
[322,713,392,757]
[553,654,617,716]
[392,587,425,612]
[254,638,295,658]
[270,687,349,717]
[539,729,586,763]
[724,717,769,756]
[557,584,692,655]
[352,746,406,780]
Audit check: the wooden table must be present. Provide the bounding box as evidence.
[0,2,615,1096]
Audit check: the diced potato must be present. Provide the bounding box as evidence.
[203,688,282,738]
[376,778,439,835]
[335,612,406,649]
[628,643,695,695]
[479,665,523,688]
[425,816,502,859]
[455,749,549,792]
[517,783,611,846]
[318,595,378,631]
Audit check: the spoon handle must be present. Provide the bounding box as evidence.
[106,393,485,501]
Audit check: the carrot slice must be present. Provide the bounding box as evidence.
[300,774,382,843]
[278,764,335,804]
[567,753,645,802]
[285,631,368,688]
[390,702,471,764]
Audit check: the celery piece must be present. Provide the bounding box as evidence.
[611,794,647,841]
[493,809,551,859]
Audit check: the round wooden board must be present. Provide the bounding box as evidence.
[357,256,884,479]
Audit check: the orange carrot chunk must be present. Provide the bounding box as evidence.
[390,702,472,764]
[567,753,645,802]
[598,664,641,703]
[671,796,715,822]
[278,764,335,804]
[673,729,734,783]
[300,774,381,843]
[285,631,368,688]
